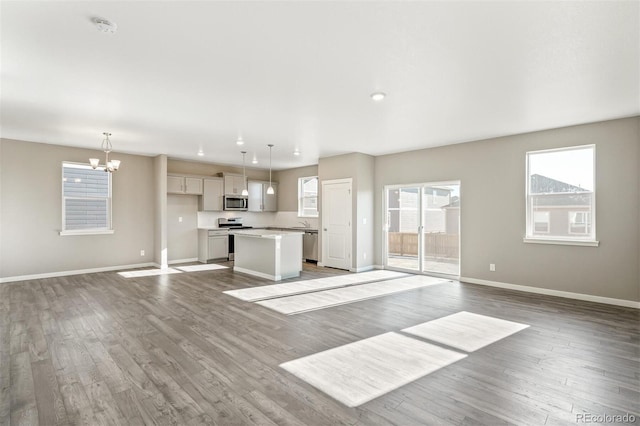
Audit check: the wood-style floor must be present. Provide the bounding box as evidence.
[0,262,638,425]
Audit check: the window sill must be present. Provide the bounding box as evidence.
[298,214,319,219]
[59,230,115,236]
[523,237,599,247]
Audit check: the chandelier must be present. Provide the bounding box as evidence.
[89,132,121,172]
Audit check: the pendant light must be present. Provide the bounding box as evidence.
[266,144,275,195]
[241,151,249,196]
[89,132,121,172]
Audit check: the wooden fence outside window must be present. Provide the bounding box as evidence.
[388,232,459,259]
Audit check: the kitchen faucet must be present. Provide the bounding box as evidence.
[298,220,311,228]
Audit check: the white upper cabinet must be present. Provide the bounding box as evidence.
[185,177,203,195]
[167,175,183,193]
[167,175,203,195]
[200,178,224,211]
[263,183,277,212]
[248,180,278,212]
[223,174,247,195]
[248,181,263,212]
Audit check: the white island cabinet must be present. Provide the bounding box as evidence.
[233,230,303,281]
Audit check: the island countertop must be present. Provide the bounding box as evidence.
[233,229,304,239]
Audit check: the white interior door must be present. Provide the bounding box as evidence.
[321,179,352,270]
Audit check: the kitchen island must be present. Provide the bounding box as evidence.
[233,230,304,281]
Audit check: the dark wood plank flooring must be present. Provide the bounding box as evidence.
[0,262,638,425]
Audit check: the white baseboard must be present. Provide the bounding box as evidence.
[460,276,640,309]
[168,258,198,265]
[317,264,383,272]
[0,262,157,284]
[233,266,281,281]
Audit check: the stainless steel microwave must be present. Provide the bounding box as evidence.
[223,195,248,211]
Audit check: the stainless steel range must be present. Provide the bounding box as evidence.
[218,217,253,260]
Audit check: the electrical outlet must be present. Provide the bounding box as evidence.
[489,263,496,272]
[140,250,145,256]
[363,252,367,260]
[178,216,183,223]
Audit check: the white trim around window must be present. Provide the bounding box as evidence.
[524,144,598,246]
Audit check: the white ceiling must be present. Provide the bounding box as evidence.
[1,1,638,170]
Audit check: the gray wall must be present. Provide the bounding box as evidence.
[0,138,156,278]
[318,152,374,270]
[355,154,375,270]
[374,117,640,302]
[274,165,318,212]
[154,155,167,268]
[167,194,198,262]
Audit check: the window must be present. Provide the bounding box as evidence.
[525,145,597,245]
[298,176,318,217]
[61,162,113,235]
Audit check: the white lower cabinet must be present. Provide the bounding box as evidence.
[198,229,229,262]
[208,236,228,259]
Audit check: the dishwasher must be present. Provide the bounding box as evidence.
[303,231,318,262]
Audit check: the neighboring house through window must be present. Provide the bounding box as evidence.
[61,162,113,235]
[569,211,592,235]
[533,211,550,233]
[525,145,597,245]
[298,176,318,217]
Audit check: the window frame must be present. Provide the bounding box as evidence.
[60,162,114,236]
[298,176,319,218]
[524,145,598,247]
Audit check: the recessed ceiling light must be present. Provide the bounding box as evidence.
[370,92,386,101]
[293,149,300,156]
[197,149,204,157]
[236,137,244,146]
[94,17,118,34]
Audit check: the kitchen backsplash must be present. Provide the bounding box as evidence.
[197,211,319,229]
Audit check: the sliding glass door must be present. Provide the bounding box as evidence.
[385,187,421,271]
[421,183,460,275]
[385,182,460,276]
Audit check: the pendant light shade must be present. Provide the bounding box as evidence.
[89,132,121,172]
[241,151,249,196]
[267,144,275,195]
